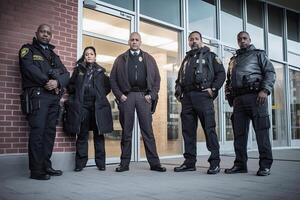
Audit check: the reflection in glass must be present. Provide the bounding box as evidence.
[287,11,300,67]
[268,5,283,61]
[188,0,216,38]
[83,8,130,41]
[139,21,182,157]
[221,0,242,48]
[223,49,235,141]
[289,69,300,140]
[99,0,134,11]
[140,0,181,26]
[271,62,287,147]
[246,0,264,50]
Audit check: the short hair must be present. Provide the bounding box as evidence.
[237,31,250,38]
[188,31,202,40]
[129,32,141,39]
[37,24,51,32]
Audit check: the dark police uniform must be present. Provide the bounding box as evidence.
[66,62,113,170]
[225,44,276,170]
[175,46,225,168]
[19,37,69,175]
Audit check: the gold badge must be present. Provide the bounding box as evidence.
[139,56,143,62]
[20,48,29,58]
[215,56,222,64]
[33,55,44,61]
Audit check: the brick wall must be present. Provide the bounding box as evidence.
[0,0,78,154]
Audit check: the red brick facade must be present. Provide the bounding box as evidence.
[0,0,78,154]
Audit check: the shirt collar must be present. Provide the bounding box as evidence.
[39,43,49,50]
[130,50,140,56]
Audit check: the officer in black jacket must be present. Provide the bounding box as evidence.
[66,46,113,172]
[174,31,225,174]
[19,24,69,180]
[224,31,276,176]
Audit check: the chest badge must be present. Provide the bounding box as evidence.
[202,59,206,64]
[139,56,143,62]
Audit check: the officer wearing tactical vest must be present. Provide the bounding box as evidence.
[19,24,69,180]
[225,31,276,176]
[174,31,225,174]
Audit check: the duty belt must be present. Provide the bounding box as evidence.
[183,84,208,93]
[233,87,259,97]
[130,87,148,93]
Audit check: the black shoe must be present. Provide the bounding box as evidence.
[207,166,220,174]
[224,166,248,174]
[45,167,63,176]
[115,165,129,172]
[30,173,51,180]
[174,164,196,172]
[256,168,270,176]
[98,166,106,171]
[150,165,166,172]
[74,167,83,172]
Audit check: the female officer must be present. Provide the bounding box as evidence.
[67,46,113,171]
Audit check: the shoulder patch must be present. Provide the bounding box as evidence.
[215,56,222,64]
[20,48,29,58]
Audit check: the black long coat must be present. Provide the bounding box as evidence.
[64,62,113,135]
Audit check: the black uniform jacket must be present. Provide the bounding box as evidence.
[65,62,113,135]
[110,49,161,101]
[19,37,69,90]
[225,45,276,94]
[175,46,225,99]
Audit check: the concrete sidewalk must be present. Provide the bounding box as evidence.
[1,149,300,200]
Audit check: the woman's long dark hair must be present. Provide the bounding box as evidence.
[76,46,97,64]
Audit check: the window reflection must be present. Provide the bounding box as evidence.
[246,0,264,50]
[289,69,300,140]
[268,5,284,61]
[139,21,182,157]
[271,62,287,147]
[189,0,216,38]
[287,11,300,66]
[221,0,242,48]
[140,0,181,26]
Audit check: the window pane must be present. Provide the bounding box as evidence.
[290,69,300,140]
[268,5,283,60]
[188,0,216,38]
[140,0,181,26]
[272,62,287,147]
[221,0,243,47]
[139,21,182,157]
[246,0,264,50]
[99,0,134,11]
[287,11,300,66]
[83,8,130,41]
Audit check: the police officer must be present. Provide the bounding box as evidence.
[224,31,276,176]
[66,46,113,172]
[19,24,69,180]
[174,31,225,174]
[110,32,166,172]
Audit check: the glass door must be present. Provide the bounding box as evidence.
[81,5,134,164]
[138,21,183,159]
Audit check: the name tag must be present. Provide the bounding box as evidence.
[33,55,44,61]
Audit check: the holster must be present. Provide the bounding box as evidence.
[20,90,31,115]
